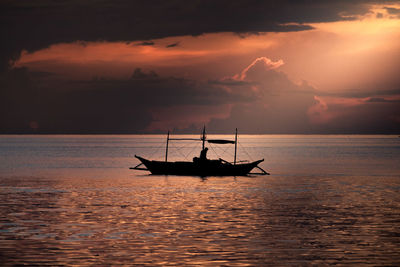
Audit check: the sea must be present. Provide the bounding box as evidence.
[0,134,399,265]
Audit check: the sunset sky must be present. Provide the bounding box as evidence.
[1,0,400,133]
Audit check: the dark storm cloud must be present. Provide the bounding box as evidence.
[385,7,400,15]
[136,41,155,46]
[311,99,400,134]
[385,7,400,18]
[166,42,180,48]
[0,68,252,133]
[311,88,400,99]
[365,97,400,103]
[209,79,256,87]
[1,0,396,71]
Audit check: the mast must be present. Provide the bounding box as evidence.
[201,126,206,150]
[165,130,169,162]
[234,128,237,165]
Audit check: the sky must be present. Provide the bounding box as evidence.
[1,0,400,134]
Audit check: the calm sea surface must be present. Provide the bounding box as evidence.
[0,135,399,265]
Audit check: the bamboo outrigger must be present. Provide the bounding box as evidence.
[131,127,269,177]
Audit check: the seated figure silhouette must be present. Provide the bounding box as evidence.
[200,147,208,161]
[194,147,208,164]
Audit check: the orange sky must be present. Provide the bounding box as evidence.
[9,3,400,133]
[15,4,400,87]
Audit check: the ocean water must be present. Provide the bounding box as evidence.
[0,134,399,265]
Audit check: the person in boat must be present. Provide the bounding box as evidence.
[193,147,209,164]
[200,147,208,161]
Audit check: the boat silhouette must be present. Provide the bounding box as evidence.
[131,127,269,176]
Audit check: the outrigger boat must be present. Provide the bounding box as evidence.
[131,127,269,176]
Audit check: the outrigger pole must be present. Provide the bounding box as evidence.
[165,130,169,162]
[234,128,237,165]
[201,126,206,150]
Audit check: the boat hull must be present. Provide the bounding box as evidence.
[135,155,263,176]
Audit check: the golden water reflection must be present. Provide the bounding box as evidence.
[1,174,400,265]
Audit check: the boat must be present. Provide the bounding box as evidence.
[130,127,269,176]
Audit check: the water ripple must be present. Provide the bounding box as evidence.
[0,174,399,265]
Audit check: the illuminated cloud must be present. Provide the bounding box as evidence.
[236,57,284,80]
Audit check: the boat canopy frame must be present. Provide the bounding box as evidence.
[166,127,238,164]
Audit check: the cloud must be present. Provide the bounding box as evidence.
[236,57,284,80]
[208,57,317,133]
[365,97,400,103]
[0,68,251,133]
[166,42,180,48]
[2,56,399,134]
[207,57,400,133]
[136,41,155,46]
[385,7,400,16]
[307,96,400,133]
[1,0,396,72]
